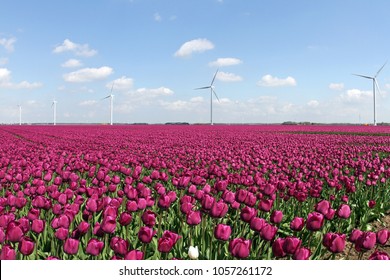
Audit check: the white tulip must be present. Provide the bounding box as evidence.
[188,246,199,260]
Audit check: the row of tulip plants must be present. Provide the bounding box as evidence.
[0,125,389,260]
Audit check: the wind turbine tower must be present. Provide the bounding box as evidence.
[52,100,57,125]
[17,104,22,125]
[194,69,220,125]
[353,61,387,126]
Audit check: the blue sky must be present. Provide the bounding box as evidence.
[1,0,390,124]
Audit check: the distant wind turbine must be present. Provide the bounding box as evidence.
[17,104,22,125]
[52,99,57,125]
[102,82,115,125]
[194,69,220,125]
[353,61,387,126]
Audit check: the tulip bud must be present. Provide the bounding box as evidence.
[119,212,132,226]
[188,246,199,260]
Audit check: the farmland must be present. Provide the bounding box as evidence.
[0,124,389,260]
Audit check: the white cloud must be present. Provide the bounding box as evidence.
[341,89,372,102]
[307,100,319,108]
[329,83,344,91]
[61,59,82,68]
[0,68,42,89]
[190,96,204,103]
[53,39,97,57]
[209,57,242,67]
[106,76,134,91]
[217,71,243,82]
[135,87,174,96]
[154,12,162,22]
[257,74,297,87]
[63,66,113,83]
[0,57,9,65]
[174,38,214,58]
[79,100,98,106]
[0,37,16,52]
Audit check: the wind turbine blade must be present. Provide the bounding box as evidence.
[110,81,115,93]
[375,61,387,78]
[212,88,220,102]
[102,95,111,100]
[211,68,219,86]
[353,73,373,79]
[375,79,382,96]
[194,86,211,90]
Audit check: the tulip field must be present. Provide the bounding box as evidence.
[0,124,389,260]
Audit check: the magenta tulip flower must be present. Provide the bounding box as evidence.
[110,236,129,256]
[31,219,45,234]
[229,237,251,259]
[270,210,283,224]
[290,217,305,231]
[356,231,377,251]
[210,200,228,218]
[315,200,331,216]
[214,224,232,241]
[125,250,144,260]
[86,238,104,256]
[138,226,156,243]
[293,247,311,260]
[272,238,286,258]
[250,217,266,232]
[141,210,157,227]
[186,210,202,226]
[260,223,278,241]
[323,232,346,253]
[376,229,389,245]
[369,251,390,260]
[337,204,351,219]
[0,245,16,260]
[101,215,116,234]
[306,212,324,231]
[6,221,24,242]
[18,236,35,256]
[63,238,80,255]
[283,236,302,255]
[240,206,257,223]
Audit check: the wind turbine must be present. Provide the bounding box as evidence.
[17,104,22,125]
[194,69,220,125]
[103,82,115,125]
[51,99,57,125]
[353,61,387,126]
